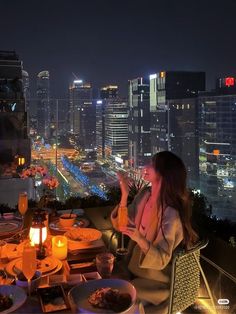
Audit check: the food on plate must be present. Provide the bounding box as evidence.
[0,293,13,312]
[65,228,101,242]
[88,287,132,312]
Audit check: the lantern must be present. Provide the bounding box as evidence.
[29,209,47,259]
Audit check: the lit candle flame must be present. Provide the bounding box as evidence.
[57,239,64,247]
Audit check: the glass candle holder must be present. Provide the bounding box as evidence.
[52,236,68,260]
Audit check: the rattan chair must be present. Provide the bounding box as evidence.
[168,239,216,314]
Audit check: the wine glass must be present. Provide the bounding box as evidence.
[18,192,28,222]
[22,243,37,296]
[116,206,129,256]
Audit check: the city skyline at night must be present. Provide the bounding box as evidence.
[1,0,236,97]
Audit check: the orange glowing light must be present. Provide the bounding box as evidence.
[29,226,47,245]
[18,157,25,166]
[160,71,165,78]
[213,149,220,155]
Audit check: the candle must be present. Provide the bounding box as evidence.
[52,236,68,260]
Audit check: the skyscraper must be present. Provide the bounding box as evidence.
[96,85,119,158]
[0,50,31,173]
[22,70,30,131]
[104,100,128,159]
[128,77,151,169]
[150,71,205,151]
[150,71,205,186]
[36,70,50,139]
[69,80,95,150]
[198,77,236,220]
[100,85,118,100]
[96,100,105,158]
[22,70,30,111]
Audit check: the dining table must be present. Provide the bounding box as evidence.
[0,210,143,314]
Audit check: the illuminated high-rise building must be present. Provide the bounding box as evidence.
[96,100,105,158]
[104,100,128,158]
[0,50,31,173]
[198,77,236,220]
[100,85,118,100]
[150,71,205,186]
[69,80,95,149]
[36,70,50,139]
[128,77,151,169]
[22,70,30,111]
[96,85,119,158]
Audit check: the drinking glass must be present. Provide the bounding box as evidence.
[22,243,37,296]
[96,253,115,278]
[18,192,28,217]
[116,206,128,256]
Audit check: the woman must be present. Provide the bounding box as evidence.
[111,151,198,314]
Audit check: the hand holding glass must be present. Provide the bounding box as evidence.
[116,206,129,255]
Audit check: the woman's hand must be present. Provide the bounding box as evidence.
[121,226,150,254]
[121,226,142,242]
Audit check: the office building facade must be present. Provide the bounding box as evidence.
[198,77,236,220]
[100,85,118,100]
[150,71,205,186]
[96,85,119,158]
[128,77,151,169]
[0,50,30,176]
[69,80,95,150]
[36,70,50,139]
[104,100,128,158]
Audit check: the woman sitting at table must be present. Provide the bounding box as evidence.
[111,151,198,314]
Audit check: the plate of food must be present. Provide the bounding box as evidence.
[49,218,90,232]
[68,279,136,313]
[65,228,102,246]
[0,285,27,313]
[5,256,62,278]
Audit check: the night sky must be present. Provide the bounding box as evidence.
[1,0,236,97]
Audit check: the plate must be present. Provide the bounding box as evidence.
[49,218,90,232]
[58,209,84,216]
[65,228,102,245]
[0,221,22,234]
[14,256,58,274]
[5,257,62,278]
[68,279,136,314]
[0,270,14,285]
[0,285,27,313]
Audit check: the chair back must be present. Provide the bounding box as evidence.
[168,239,208,314]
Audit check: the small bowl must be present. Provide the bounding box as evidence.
[15,271,41,293]
[59,214,77,228]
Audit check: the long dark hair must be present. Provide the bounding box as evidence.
[152,151,198,249]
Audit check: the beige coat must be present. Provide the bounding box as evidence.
[111,187,184,314]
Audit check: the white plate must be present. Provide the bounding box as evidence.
[58,209,84,216]
[0,285,27,313]
[0,221,22,234]
[5,257,62,278]
[68,279,136,314]
[49,218,90,232]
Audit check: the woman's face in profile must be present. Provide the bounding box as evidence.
[142,163,161,183]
